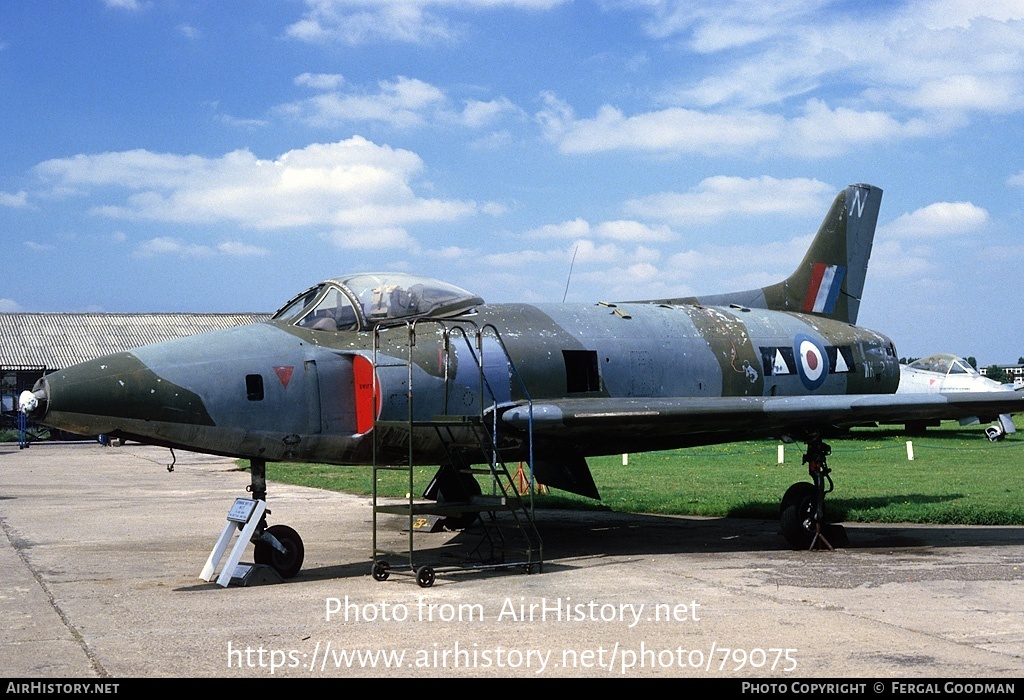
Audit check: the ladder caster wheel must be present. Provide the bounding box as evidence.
[416,565,435,588]
[371,561,390,582]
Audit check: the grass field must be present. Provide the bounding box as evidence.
[264,422,1024,525]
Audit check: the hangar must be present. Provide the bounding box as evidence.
[0,312,268,433]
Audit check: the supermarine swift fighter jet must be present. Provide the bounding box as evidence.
[20,184,1024,581]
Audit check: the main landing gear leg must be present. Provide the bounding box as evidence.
[247,458,305,578]
[780,438,848,551]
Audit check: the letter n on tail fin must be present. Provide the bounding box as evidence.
[763,183,882,325]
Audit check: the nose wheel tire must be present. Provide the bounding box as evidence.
[780,481,848,550]
[780,482,818,550]
[254,524,305,579]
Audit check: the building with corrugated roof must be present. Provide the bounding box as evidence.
[1,313,269,419]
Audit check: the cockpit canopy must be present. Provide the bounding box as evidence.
[906,354,978,376]
[271,273,484,332]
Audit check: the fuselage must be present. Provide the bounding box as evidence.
[24,184,901,468]
[26,299,899,466]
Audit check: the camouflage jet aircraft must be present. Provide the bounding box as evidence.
[19,183,1024,581]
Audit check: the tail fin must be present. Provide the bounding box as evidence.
[761,183,882,324]
[635,184,882,325]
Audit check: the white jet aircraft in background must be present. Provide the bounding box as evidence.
[897,354,1018,440]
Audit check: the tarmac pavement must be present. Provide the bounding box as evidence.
[1,441,1022,679]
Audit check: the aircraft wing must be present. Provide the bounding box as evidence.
[500,391,1024,451]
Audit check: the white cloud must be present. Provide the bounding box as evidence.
[903,74,1022,113]
[287,2,457,45]
[669,55,824,110]
[458,98,522,128]
[610,0,1024,166]
[218,114,270,129]
[216,241,269,256]
[132,238,270,259]
[326,227,418,249]
[638,1,1024,111]
[539,91,948,158]
[594,220,675,243]
[426,245,474,260]
[880,201,989,239]
[523,219,590,239]
[567,239,654,265]
[24,241,55,252]
[0,190,28,208]
[482,249,552,267]
[630,2,852,110]
[781,99,937,157]
[0,298,22,312]
[295,73,345,90]
[34,138,478,234]
[468,130,515,150]
[575,262,661,291]
[479,201,508,216]
[626,176,833,224]
[480,238,660,271]
[634,0,830,46]
[545,230,825,302]
[102,0,142,10]
[523,217,674,242]
[663,236,813,284]
[279,76,446,128]
[866,239,935,281]
[282,75,520,131]
[911,0,1024,30]
[286,0,566,45]
[132,237,215,259]
[538,95,783,155]
[978,243,1024,259]
[1008,171,1024,187]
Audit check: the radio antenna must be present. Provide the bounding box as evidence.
[562,245,579,303]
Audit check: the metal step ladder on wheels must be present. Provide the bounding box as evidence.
[369,319,542,587]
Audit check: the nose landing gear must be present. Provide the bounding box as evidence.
[248,459,305,579]
[779,438,848,550]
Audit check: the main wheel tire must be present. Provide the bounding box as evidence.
[254,524,304,579]
[780,482,817,550]
[437,473,482,531]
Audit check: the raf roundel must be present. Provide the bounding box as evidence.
[794,333,830,391]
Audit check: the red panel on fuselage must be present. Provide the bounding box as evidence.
[353,355,380,434]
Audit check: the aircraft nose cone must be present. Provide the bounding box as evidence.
[33,351,216,437]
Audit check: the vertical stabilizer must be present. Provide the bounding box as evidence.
[762,183,882,325]
[632,184,882,326]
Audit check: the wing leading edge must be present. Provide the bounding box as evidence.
[501,392,1024,455]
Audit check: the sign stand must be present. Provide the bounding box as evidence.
[200,498,281,587]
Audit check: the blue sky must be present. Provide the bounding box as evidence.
[2,0,1023,364]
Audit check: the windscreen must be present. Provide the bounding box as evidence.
[340,273,483,323]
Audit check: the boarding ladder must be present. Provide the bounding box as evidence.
[369,319,541,587]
